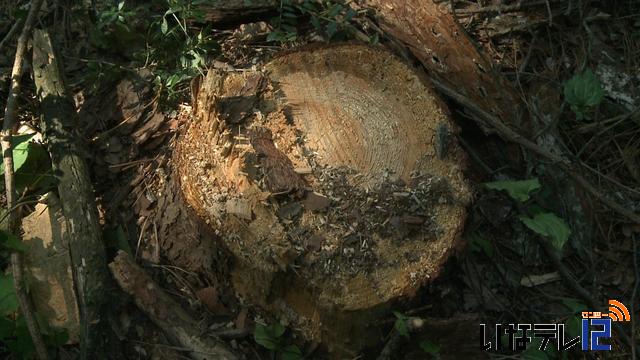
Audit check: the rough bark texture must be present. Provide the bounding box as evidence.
[109,251,237,360]
[174,44,471,355]
[198,0,277,24]
[32,29,110,357]
[361,0,526,132]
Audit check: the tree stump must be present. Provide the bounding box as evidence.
[175,44,471,354]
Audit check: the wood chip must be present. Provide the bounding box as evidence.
[302,192,331,211]
[225,199,252,220]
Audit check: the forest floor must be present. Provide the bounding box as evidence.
[0,0,639,359]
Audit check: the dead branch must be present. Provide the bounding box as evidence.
[0,17,23,54]
[32,29,111,357]
[109,251,238,360]
[1,0,48,358]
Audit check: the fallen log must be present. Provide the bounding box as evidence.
[109,251,238,360]
[197,0,277,24]
[174,44,472,354]
[32,29,111,357]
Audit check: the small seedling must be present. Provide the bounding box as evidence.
[564,69,605,120]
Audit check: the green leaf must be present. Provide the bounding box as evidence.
[485,178,541,202]
[393,311,409,338]
[325,21,338,39]
[0,134,34,176]
[281,344,303,360]
[419,340,440,355]
[564,69,605,117]
[328,4,343,18]
[468,232,493,257]
[519,212,571,250]
[161,17,168,34]
[0,274,18,315]
[0,229,27,252]
[254,323,284,350]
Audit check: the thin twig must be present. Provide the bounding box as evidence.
[1,0,48,359]
[0,18,23,54]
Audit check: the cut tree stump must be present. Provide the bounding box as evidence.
[175,44,471,354]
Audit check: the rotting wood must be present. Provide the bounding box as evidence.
[32,29,111,358]
[109,251,238,360]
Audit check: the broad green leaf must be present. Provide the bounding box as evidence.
[419,340,440,355]
[485,178,541,202]
[519,212,571,250]
[564,69,604,119]
[468,233,493,257]
[161,17,168,34]
[0,275,18,315]
[0,134,34,176]
[325,21,338,39]
[393,311,409,338]
[0,229,27,252]
[254,323,284,351]
[281,344,303,360]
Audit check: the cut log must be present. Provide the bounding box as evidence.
[360,0,526,132]
[32,29,111,357]
[175,44,471,354]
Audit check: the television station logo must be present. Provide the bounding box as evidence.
[481,299,631,353]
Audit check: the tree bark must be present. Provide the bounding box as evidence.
[197,0,277,24]
[32,29,110,358]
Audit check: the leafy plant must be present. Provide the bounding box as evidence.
[564,69,605,120]
[267,0,366,44]
[393,311,410,338]
[0,230,27,253]
[0,274,68,358]
[484,178,541,202]
[254,322,302,359]
[0,134,35,176]
[89,0,218,102]
[519,212,571,251]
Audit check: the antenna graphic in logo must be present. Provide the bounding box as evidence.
[581,299,631,351]
[604,300,631,322]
